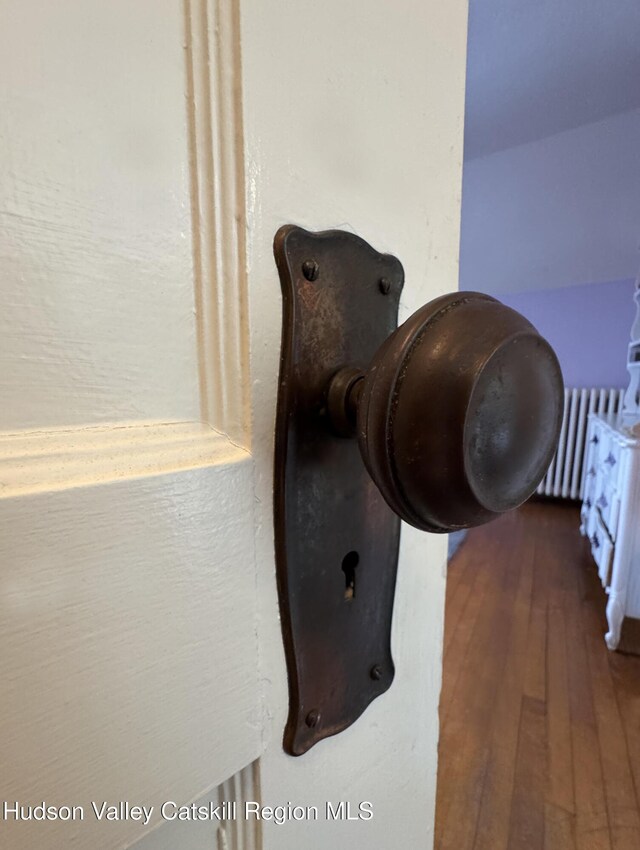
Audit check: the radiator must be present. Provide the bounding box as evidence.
[537,387,625,500]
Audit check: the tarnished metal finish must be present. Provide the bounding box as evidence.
[326,366,363,437]
[273,226,564,756]
[273,225,403,756]
[357,292,564,532]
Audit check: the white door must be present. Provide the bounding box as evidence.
[0,1,468,848]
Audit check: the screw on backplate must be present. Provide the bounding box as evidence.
[305,709,321,728]
[379,277,392,295]
[370,664,383,681]
[302,260,319,281]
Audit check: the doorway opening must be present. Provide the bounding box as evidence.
[436,2,640,847]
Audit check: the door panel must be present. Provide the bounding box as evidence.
[0,457,260,849]
[0,0,249,440]
[0,0,468,847]
[0,0,199,430]
[0,0,258,847]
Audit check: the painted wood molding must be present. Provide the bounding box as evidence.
[185,0,251,447]
[0,421,247,499]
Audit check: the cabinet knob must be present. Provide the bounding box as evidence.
[328,292,563,532]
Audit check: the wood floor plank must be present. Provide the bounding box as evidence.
[545,802,577,850]
[435,501,640,850]
[525,607,547,703]
[507,695,546,850]
[435,520,522,849]
[581,593,640,849]
[560,529,611,850]
[608,653,640,824]
[443,537,490,661]
[473,532,536,850]
[439,523,508,729]
[541,504,577,848]
[439,556,494,726]
[545,603,576,826]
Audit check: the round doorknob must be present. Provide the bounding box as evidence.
[328,291,563,532]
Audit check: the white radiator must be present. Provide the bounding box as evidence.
[537,387,625,500]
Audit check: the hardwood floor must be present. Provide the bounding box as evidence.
[435,500,640,850]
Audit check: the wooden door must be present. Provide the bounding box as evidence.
[0,1,468,848]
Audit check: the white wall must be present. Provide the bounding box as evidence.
[460,108,640,295]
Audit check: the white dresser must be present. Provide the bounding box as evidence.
[580,411,640,650]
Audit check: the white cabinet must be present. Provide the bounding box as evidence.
[580,412,640,649]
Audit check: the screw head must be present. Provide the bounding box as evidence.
[305,709,321,728]
[302,260,319,281]
[379,277,392,295]
[370,664,383,681]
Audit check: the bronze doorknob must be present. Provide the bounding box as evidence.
[273,226,565,755]
[328,292,564,532]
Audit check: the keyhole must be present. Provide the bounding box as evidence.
[342,551,360,601]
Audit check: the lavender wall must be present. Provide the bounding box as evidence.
[460,109,640,296]
[497,278,634,388]
[459,108,640,392]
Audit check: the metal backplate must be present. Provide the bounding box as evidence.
[273,225,403,755]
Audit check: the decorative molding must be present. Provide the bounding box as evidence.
[129,761,262,850]
[218,761,263,850]
[184,0,251,448]
[0,421,248,498]
[0,2,253,497]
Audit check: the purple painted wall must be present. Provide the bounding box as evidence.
[495,278,635,389]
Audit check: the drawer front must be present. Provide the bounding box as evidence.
[583,460,598,505]
[582,500,598,540]
[595,424,624,490]
[600,444,621,491]
[583,420,602,490]
[582,418,625,548]
[590,513,614,588]
[594,475,621,541]
[586,421,603,469]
